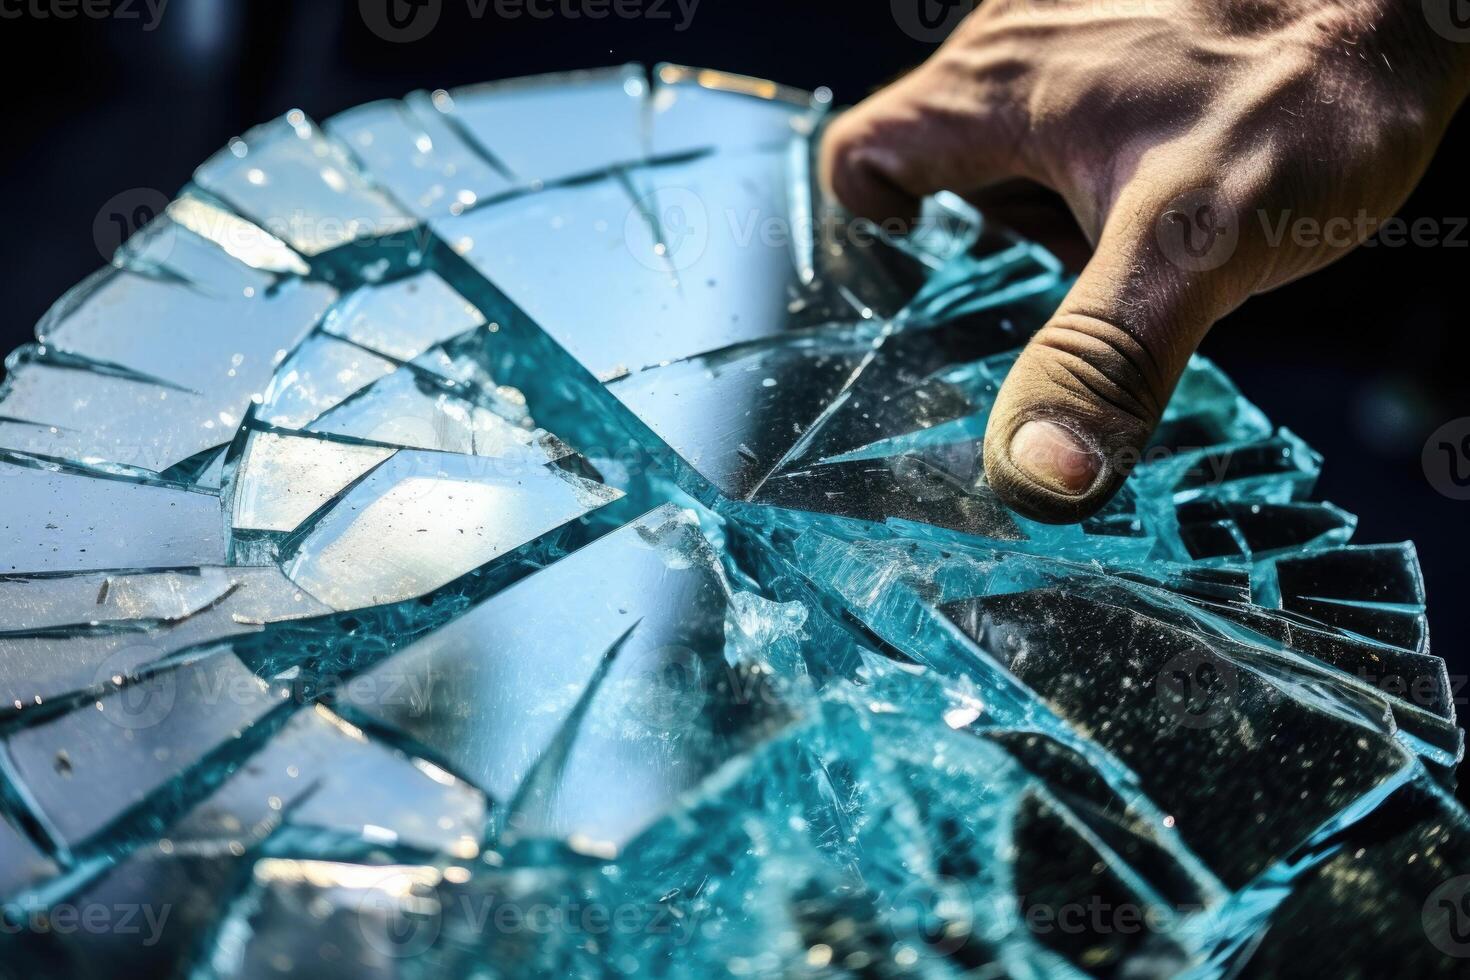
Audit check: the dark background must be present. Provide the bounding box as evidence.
[1,0,1466,735]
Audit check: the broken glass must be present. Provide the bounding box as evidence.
[0,65,1462,979]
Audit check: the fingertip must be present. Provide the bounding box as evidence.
[1010,420,1102,496]
[983,416,1120,525]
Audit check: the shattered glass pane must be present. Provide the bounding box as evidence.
[281,449,621,609]
[0,67,1463,979]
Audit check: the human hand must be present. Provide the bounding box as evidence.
[821,0,1470,522]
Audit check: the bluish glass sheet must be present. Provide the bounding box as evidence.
[0,65,1463,980]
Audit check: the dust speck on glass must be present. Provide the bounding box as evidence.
[0,64,1463,978]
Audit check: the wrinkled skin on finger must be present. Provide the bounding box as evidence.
[822,0,1470,523]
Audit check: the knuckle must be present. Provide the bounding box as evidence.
[1029,313,1168,429]
[819,115,864,174]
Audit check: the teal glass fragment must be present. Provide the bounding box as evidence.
[0,66,1463,980]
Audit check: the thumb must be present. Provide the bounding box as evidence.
[983,178,1254,523]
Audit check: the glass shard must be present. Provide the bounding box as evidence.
[231,430,396,533]
[319,270,486,362]
[338,504,791,851]
[0,454,229,573]
[282,449,621,609]
[2,652,284,851]
[437,65,648,185]
[6,220,335,477]
[649,63,822,157]
[192,113,416,256]
[325,95,515,218]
